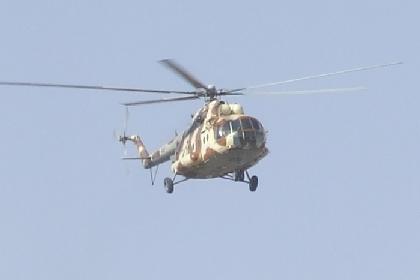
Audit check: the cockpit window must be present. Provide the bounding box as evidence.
[216,121,232,139]
[223,122,231,135]
[240,118,253,130]
[231,119,241,132]
[250,118,262,130]
[216,118,263,139]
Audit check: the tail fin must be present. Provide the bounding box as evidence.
[120,135,152,168]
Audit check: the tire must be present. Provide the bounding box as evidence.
[249,175,258,192]
[164,177,174,194]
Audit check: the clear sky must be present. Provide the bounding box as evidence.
[0,1,418,279]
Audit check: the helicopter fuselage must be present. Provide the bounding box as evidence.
[172,101,268,178]
[131,100,268,179]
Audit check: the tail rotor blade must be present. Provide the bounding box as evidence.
[123,108,129,156]
[124,107,129,135]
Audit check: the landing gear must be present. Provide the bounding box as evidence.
[163,175,189,193]
[220,170,259,192]
[234,170,245,181]
[164,177,174,194]
[249,175,258,192]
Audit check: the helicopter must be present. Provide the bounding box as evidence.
[0,59,401,193]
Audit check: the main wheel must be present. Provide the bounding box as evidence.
[164,177,174,194]
[249,175,258,192]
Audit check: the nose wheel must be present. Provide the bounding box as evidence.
[164,177,174,193]
[245,170,259,192]
[249,175,258,192]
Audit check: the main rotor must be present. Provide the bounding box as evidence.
[0,59,402,107]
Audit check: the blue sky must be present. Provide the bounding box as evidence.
[0,1,418,279]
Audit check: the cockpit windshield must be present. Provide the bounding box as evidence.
[240,118,253,130]
[216,117,263,139]
[250,118,262,130]
[231,119,241,132]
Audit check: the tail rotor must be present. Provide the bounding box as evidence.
[113,107,131,175]
[116,106,130,155]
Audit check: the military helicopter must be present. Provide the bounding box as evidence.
[0,59,401,193]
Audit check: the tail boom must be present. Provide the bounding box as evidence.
[120,135,179,169]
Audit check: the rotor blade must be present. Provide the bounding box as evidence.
[122,95,199,106]
[0,81,195,94]
[159,59,207,89]
[218,91,244,96]
[122,157,151,160]
[226,88,247,93]
[241,61,403,90]
[243,86,366,95]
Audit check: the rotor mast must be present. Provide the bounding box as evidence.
[159,59,219,101]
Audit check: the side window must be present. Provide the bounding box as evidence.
[223,122,231,136]
[217,126,224,139]
[216,122,232,139]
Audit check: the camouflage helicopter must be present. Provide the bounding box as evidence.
[0,59,401,193]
